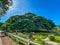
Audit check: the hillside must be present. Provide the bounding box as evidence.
[0,23,3,29]
[1,13,55,32]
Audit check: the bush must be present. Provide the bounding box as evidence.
[49,36,55,41]
[55,36,60,43]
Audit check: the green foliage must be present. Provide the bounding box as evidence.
[0,23,3,26]
[32,35,46,45]
[0,0,13,16]
[1,13,55,32]
[49,35,60,43]
[49,36,55,41]
[0,23,3,29]
[55,36,60,43]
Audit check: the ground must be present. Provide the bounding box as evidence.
[43,37,60,45]
[1,36,19,45]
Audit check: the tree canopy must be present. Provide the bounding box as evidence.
[1,13,55,32]
[0,0,13,17]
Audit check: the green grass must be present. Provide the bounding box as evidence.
[49,35,60,43]
[12,32,28,39]
[55,36,60,43]
[31,35,46,45]
[34,35,46,39]
[13,32,47,45]
[32,39,45,45]
[12,32,60,45]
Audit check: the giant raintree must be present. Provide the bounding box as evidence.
[1,13,55,32]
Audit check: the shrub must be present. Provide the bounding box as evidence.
[49,36,55,41]
[55,36,60,43]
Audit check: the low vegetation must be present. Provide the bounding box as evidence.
[49,35,60,43]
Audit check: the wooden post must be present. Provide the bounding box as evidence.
[27,39,30,45]
[27,32,35,45]
[16,30,17,35]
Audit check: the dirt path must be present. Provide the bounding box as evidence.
[0,37,2,45]
[1,36,19,45]
[43,37,60,45]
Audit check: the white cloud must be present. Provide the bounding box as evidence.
[9,0,31,12]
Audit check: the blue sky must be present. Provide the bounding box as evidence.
[0,0,60,25]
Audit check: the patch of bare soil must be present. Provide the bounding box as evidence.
[1,36,19,45]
